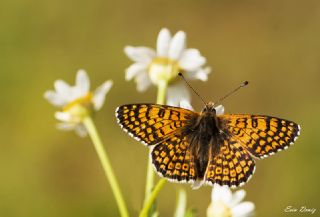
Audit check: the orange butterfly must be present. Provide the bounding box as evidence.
[116,80,300,188]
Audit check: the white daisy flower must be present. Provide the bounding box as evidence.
[44,69,113,137]
[124,28,211,106]
[207,185,255,217]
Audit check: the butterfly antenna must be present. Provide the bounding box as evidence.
[178,72,207,106]
[215,81,249,105]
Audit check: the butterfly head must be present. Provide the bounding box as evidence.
[201,101,216,114]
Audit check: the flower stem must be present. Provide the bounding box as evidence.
[83,116,129,217]
[144,80,168,215]
[156,80,167,105]
[174,189,187,217]
[140,179,167,217]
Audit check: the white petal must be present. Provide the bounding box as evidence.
[44,90,67,107]
[92,80,113,110]
[195,67,211,81]
[125,63,148,80]
[191,180,204,189]
[75,69,90,95]
[75,124,88,137]
[54,80,72,101]
[215,105,225,115]
[179,100,194,111]
[211,185,233,205]
[124,46,155,63]
[229,190,246,207]
[179,49,206,71]
[232,202,255,217]
[207,201,231,217]
[135,72,152,92]
[56,122,75,131]
[157,28,171,57]
[185,67,211,81]
[167,81,190,107]
[168,31,186,60]
[54,111,72,122]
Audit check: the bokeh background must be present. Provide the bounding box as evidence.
[1,0,320,216]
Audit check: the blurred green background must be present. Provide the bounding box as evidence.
[0,0,319,216]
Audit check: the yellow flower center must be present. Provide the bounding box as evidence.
[207,201,232,217]
[63,93,93,111]
[62,93,93,122]
[148,57,180,85]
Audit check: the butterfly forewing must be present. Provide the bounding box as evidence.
[116,104,195,145]
[218,114,301,158]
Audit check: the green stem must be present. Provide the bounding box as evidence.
[143,80,168,215]
[83,116,129,217]
[156,80,167,105]
[174,189,187,217]
[140,179,167,217]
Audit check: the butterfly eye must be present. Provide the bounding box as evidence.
[201,107,208,113]
[202,104,216,114]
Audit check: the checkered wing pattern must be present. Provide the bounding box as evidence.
[218,115,301,159]
[116,104,194,146]
[205,134,256,187]
[151,134,197,183]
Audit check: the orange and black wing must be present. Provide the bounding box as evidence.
[205,134,256,188]
[151,134,197,184]
[116,104,195,146]
[218,114,301,159]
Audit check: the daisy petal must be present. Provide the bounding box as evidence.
[167,81,190,107]
[179,49,206,71]
[191,180,204,189]
[215,105,225,115]
[92,80,113,110]
[44,90,67,107]
[229,190,246,207]
[232,202,255,217]
[185,67,211,82]
[168,31,186,60]
[195,67,211,81]
[55,111,72,122]
[157,28,171,57]
[124,46,155,63]
[54,80,72,100]
[211,185,233,205]
[179,100,194,111]
[125,62,148,81]
[56,122,75,131]
[75,69,90,95]
[75,124,88,137]
[135,72,152,92]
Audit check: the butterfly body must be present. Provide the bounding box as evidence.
[116,103,300,188]
[182,102,222,179]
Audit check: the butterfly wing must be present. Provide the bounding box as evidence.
[151,134,197,184]
[218,114,301,159]
[205,133,256,188]
[116,104,195,146]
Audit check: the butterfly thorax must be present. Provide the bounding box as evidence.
[185,106,222,179]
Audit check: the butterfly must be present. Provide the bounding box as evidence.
[115,101,300,188]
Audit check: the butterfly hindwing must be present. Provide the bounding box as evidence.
[151,134,197,183]
[205,134,256,188]
[116,104,194,146]
[218,114,301,158]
